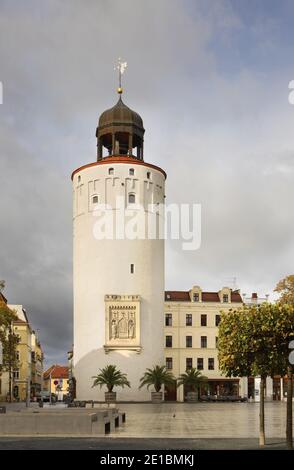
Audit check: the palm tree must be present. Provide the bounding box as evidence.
[177,368,208,400]
[92,365,130,393]
[139,365,175,394]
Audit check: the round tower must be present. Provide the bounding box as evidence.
[72,87,166,400]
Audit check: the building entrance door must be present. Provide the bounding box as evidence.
[164,380,177,401]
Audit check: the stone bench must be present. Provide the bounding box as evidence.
[0,411,112,436]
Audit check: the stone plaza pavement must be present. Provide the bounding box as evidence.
[113,401,291,439]
[0,401,292,449]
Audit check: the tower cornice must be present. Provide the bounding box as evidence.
[71,155,167,180]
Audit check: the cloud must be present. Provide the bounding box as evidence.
[0,0,294,364]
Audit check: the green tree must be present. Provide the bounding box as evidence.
[275,275,294,449]
[0,301,19,402]
[92,365,130,393]
[218,304,283,446]
[275,275,294,305]
[0,280,5,292]
[177,368,207,397]
[139,365,175,393]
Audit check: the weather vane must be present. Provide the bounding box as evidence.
[115,58,127,94]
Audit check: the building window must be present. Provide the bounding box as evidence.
[197,358,204,371]
[201,336,207,348]
[201,314,207,326]
[193,293,199,302]
[147,171,151,179]
[166,294,171,300]
[186,336,192,348]
[166,336,172,348]
[166,357,173,370]
[13,370,19,380]
[186,358,193,370]
[208,358,215,370]
[92,195,99,204]
[16,351,20,361]
[78,175,81,183]
[215,336,219,348]
[186,314,192,326]
[215,314,221,326]
[129,168,135,176]
[223,294,229,303]
[108,168,114,175]
[130,264,135,274]
[165,313,172,326]
[128,193,136,204]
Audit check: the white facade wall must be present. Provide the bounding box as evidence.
[73,160,165,401]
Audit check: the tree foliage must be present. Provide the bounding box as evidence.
[275,275,294,306]
[139,365,175,393]
[92,364,130,392]
[218,303,294,378]
[177,368,207,392]
[0,301,19,373]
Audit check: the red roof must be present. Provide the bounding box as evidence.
[71,156,167,180]
[44,365,69,380]
[165,290,243,303]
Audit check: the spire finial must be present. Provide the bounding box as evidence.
[115,58,127,95]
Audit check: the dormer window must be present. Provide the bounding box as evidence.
[223,294,229,303]
[128,193,136,204]
[108,168,114,175]
[129,168,134,176]
[193,293,199,302]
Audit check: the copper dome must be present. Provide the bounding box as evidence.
[98,96,144,131]
[96,96,145,161]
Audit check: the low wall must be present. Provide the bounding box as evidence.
[0,408,125,436]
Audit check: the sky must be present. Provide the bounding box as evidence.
[0,0,294,366]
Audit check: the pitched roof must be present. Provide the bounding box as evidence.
[165,290,243,303]
[44,365,69,380]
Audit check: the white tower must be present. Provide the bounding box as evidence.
[72,77,166,400]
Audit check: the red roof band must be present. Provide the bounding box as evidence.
[71,156,167,180]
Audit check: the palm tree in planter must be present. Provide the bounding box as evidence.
[177,368,208,402]
[139,365,176,402]
[92,365,130,403]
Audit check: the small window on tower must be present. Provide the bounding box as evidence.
[92,196,98,204]
[147,172,151,179]
[108,168,114,175]
[129,168,135,176]
[78,175,81,183]
[130,264,135,274]
[128,193,136,204]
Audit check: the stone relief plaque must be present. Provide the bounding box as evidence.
[104,295,141,353]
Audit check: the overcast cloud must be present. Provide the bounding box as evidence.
[0,0,294,365]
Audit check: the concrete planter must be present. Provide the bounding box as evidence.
[186,392,198,402]
[105,392,117,403]
[151,392,163,403]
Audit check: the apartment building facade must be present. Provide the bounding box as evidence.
[164,285,246,401]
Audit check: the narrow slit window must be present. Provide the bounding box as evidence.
[130,264,135,274]
[147,171,151,179]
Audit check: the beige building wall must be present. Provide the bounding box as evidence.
[164,286,246,401]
